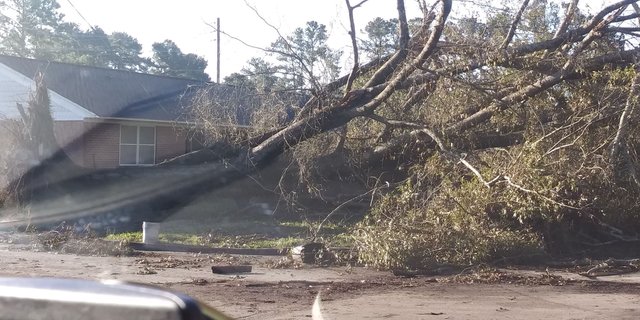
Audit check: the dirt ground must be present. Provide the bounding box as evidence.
[0,241,639,319]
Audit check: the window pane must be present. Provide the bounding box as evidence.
[121,125,137,144]
[139,126,155,144]
[139,145,155,165]
[120,145,137,165]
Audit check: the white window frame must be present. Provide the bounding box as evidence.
[119,125,156,166]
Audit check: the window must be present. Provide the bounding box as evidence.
[120,125,155,165]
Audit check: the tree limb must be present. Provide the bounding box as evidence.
[610,63,640,187]
[358,0,451,114]
[363,0,413,88]
[443,0,639,77]
[500,0,530,50]
[448,12,638,136]
[344,0,363,94]
[553,0,579,39]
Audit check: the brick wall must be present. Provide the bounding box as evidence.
[64,121,190,169]
[156,125,187,163]
[83,122,120,169]
[53,121,85,166]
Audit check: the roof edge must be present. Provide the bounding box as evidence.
[0,54,211,83]
[0,62,98,120]
[83,117,195,126]
[84,117,255,129]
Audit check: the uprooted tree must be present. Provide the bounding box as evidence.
[6,0,640,270]
[184,0,640,268]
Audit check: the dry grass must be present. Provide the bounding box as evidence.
[0,118,49,208]
[264,256,303,269]
[439,266,573,286]
[35,225,134,256]
[0,122,24,206]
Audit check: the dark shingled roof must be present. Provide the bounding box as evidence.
[0,54,207,122]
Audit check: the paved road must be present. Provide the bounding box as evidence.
[0,247,639,319]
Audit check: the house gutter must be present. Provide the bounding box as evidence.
[83,117,254,129]
[83,116,194,126]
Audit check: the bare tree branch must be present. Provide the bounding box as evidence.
[633,2,640,23]
[358,0,451,114]
[585,0,635,30]
[502,176,582,210]
[444,0,640,77]
[367,113,446,149]
[351,0,369,9]
[344,0,363,94]
[401,81,434,113]
[448,6,634,134]
[553,0,579,39]
[340,0,366,153]
[241,0,321,90]
[312,185,379,242]
[364,0,414,88]
[500,0,531,50]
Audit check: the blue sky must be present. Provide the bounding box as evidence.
[57,0,609,79]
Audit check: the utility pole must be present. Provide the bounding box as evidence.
[216,17,221,84]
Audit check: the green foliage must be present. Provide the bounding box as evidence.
[230,236,303,249]
[0,0,205,77]
[150,40,209,81]
[359,16,424,62]
[445,16,498,46]
[54,28,150,71]
[105,231,305,249]
[34,24,151,72]
[356,65,640,268]
[0,0,64,57]
[270,20,341,89]
[105,231,142,243]
[224,57,280,94]
[522,0,560,42]
[2,74,62,204]
[20,74,57,160]
[108,32,148,71]
[360,17,399,60]
[355,173,542,270]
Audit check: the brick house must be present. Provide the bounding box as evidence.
[0,55,212,169]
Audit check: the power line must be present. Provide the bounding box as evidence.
[64,0,97,31]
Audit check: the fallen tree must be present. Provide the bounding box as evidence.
[191,0,640,265]
[4,0,640,267]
